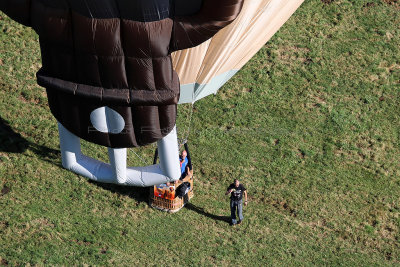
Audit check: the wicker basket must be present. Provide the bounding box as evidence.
[150,175,194,213]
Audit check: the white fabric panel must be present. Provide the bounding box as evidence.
[108,147,127,184]
[90,107,125,134]
[157,127,181,180]
[58,123,181,187]
[179,83,196,104]
[178,70,239,104]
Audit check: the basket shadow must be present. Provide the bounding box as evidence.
[184,203,231,224]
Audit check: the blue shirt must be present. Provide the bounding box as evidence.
[180,157,188,174]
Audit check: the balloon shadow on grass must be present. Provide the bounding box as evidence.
[0,117,229,209]
[0,116,61,167]
[88,180,150,204]
[1,116,150,203]
[185,203,231,224]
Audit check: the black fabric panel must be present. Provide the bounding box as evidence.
[1,0,243,148]
[125,57,156,90]
[174,0,202,16]
[146,19,174,58]
[116,0,171,22]
[153,57,174,89]
[170,0,244,51]
[0,0,32,26]
[107,107,137,147]
[121,19,151,58]
[76,54,102,87]
[67,0,119,19]
[93,18,123,56]
[46,89,176,148]
[158,104,177,136]
[36,0,68,9]
[1,0,204,23]
[66,0,171,22]
[37,0,203,21]
[37,70,179,106]
[71,12,96,54]
[133,106,163,145]
[98,56,128,89]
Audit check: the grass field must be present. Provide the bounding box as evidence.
[1,0,399,266]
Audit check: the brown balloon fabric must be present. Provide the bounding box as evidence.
[0,0,243,148]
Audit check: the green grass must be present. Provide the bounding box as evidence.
[1,0,399,265]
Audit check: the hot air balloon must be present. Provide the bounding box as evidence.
[174,0,305,103]
[0,0,304,187]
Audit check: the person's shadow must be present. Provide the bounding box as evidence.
[184,203,231,224]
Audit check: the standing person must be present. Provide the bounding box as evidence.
[226,179,248,226]
[179,150,188,179]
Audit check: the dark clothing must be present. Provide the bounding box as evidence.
[0,0,243,148]
[227,183,246,201]
[230,199,243,224]
[176,182,190,199]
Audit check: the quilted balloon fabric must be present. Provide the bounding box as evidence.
[0,0,243,147]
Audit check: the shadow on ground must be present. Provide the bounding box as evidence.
[1,116,230,219]
[0,116,61,166]
[185,203,231,224]
[87,183,232,224]
[0,115,151,203]
[89,180,151,204]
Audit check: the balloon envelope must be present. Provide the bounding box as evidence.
[173,0,305,104]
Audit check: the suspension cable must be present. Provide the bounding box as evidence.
[178,102,194,147]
